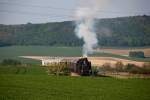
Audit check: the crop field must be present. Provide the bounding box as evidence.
[96,47,150,57]
[0,46,82,64]
[0,46,150,65]
[0,65,150,100]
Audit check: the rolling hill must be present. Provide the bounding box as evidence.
[0,15,150,47]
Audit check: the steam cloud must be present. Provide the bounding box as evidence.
[75,0,101,57]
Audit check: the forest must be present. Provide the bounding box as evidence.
[0,15,150,47]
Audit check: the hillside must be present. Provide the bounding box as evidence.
[0,15,150,47]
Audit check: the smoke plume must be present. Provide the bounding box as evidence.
[75,0,101,57]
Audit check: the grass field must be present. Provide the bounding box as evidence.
[0,46,82,64]
[0,65,150,100]
[0,46,150,64]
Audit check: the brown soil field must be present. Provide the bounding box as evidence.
[96,48,150,57]
[88,57,145,67]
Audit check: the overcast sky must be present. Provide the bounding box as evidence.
[0,0,150,25]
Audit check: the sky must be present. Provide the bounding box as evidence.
[0,0,150,25]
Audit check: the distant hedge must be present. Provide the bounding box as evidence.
[129,51,145,58]
[1,59,21,65]
[94,62,150,75]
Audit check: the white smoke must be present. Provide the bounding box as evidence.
[75,0,100,57]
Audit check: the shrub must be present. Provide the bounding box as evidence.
[1,59,21,65]
[91,66,99,76]
[47,62,70,76]
[120,63,150,74]
[124,64,142,74]
[143,62,150,69]
[129,51,145,58]
[63,67,71,75]
[101,63,113,72]
[115,61,124,72]
[141,62,150,74]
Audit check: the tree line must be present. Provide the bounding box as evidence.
[0,15,150,47]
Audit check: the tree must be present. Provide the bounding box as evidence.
[115,61,124,72]
[0,15,150,47]
[47,62,70,76]
[129,51,145,58]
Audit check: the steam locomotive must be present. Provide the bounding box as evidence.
[70,58,92,76]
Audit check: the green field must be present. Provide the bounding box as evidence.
[0,46,150,64]
[0,46,82,64]
[0,65,150,100]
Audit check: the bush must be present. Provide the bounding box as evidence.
[91,67,99,76]
[101,63,113,72]
[124,64,142,74]
[129,51,145,58]
[100,62,150,74]
[115,61,124,72]
[63,67,71,75]
[143,62,150,69]
[1,59,21,65]
[47,62,70,76]
[142,62,150,74]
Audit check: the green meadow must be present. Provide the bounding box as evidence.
[0,46,82,64]
[0,65,150,100]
